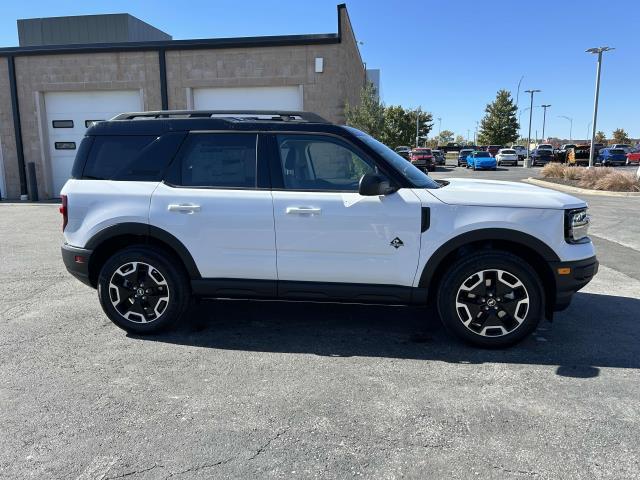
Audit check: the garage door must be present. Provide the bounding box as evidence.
[193,86,303,111]
[45,90,142,196]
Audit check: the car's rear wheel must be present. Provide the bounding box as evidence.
[98,246,190,334]
[437,251,544,348]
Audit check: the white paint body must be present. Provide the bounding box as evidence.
[62,175,596,288]
[44,90,142,196]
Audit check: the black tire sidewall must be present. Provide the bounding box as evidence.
[98,246,190,334]
[437,252,544,348]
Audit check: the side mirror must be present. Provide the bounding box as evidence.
[358,173,397,196]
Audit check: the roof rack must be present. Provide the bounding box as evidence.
[111,110,329,123]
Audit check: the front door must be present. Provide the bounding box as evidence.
[150,132,276,282]
[270,133,422,288]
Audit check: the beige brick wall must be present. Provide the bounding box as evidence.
[13,51,162,198]
[0,57,20,198]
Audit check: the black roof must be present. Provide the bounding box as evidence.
[86,110,345,136]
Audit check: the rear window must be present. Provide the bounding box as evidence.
[609,149,624,154]
[413,149,432,155]
[460,149,472,155]
[501,149,516,154]
[475,152,491,157]
[80,133,186,181]
[538,150,552,155]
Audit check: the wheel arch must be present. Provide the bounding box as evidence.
[420,228,559,316]
[85,223,200,288]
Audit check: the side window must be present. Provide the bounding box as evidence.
[83,135,156,180]
[175,133,257,188]
[276,134,375,191]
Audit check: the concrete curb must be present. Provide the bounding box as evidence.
[524,177,640,197]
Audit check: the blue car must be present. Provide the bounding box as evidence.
[466,151,497,170]
[598,148,627,166]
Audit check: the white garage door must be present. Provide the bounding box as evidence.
[45,90,142,196]
[193,86,303,111]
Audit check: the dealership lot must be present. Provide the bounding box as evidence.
[1,172,639,478]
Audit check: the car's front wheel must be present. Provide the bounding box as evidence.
[97,246,191,334]
[437,251,544,348]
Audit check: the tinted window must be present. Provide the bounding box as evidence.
[343,127,441,189]
[83,135,156,180]
[609,149,624,154]
[52,120,73,128]
[176,133,257,188]
[475,152,491,157]
[277,134,374,191]
[501,150,516,154]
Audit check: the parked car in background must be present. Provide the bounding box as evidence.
[432,149,446,165]
[611,144,632,154]
[458,148,474,166]
[598,148,627,166]
[466,151,497,170]
[511,145,527,160]
[495,148,518,166]
[530,149,554,166]
[410,148,436,172]
[395,146,412,160]
[566,145,591,166]
[554,144,577,163]
[486,145,502,157]
[537,144,554,152]
[438,142,464,153]
[626,150,640,165]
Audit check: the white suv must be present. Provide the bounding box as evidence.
[60,110,598,348]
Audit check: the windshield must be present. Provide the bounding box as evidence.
[475,152,491,157]
[344,127,441,189]
[501,150,516,154]
[460,149,472,155]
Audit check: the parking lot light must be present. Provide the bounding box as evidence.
[524,89,541,167]
[586,46,614,168]
[541,105,551,141]
[559,116,573,141]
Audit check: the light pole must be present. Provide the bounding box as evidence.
[558,115,573,141]
[586,46,614,168]
[437,117,442,138]
[415,107,421,147]
[541,104,551,142]
[467,129,470,143]
[524,89,541,167]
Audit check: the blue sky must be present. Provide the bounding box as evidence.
[1,0,637,140]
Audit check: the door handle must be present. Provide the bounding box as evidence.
[286,206,322,215]
[167,203,201,213]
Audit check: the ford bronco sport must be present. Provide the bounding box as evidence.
[60,110,597,348]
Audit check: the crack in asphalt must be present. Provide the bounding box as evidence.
[105,464,164,479]
[247,428,288,461]
[163,458,235,479]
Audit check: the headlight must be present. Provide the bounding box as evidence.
[565,208,590,244]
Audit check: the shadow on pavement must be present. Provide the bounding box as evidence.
[132,292,640,377]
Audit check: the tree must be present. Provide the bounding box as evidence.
[595,131,606,144]
[454,134,466,145]
[345,82,385,139]
[437,130,455,144]
[477,90,519,146]
[380,105,433,147]
[612,128,630,144]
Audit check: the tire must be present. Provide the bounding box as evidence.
[436,251,544,348]
[97,246,191,334]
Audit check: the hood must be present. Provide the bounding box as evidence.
[428,178,587,210]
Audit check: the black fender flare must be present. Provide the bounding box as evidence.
[418,228,560,288]
[85,222,201,279]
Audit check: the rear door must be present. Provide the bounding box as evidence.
[150,132,277,285]
[269,133,422,290]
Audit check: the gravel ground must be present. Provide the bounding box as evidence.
[1,173,639,479]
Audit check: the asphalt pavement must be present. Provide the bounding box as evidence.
[0,170,639,479]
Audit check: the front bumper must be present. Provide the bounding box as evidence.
[61,243,94,287]
[549,255,599,312]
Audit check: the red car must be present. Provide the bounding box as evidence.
[626,151,640,165]
[409,148,436,172]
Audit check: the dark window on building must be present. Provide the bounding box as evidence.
[55,142,76,150]
[85,120,104,128]
[52,120,74,128]
[173,133,257,188]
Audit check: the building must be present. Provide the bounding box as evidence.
[0,4,366,199]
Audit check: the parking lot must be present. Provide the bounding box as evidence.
[1,168,639,478]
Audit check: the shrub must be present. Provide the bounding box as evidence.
[563,166,583,181]
[593,171,640,192]
[540,163,566,178]
[577,167,613,189]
